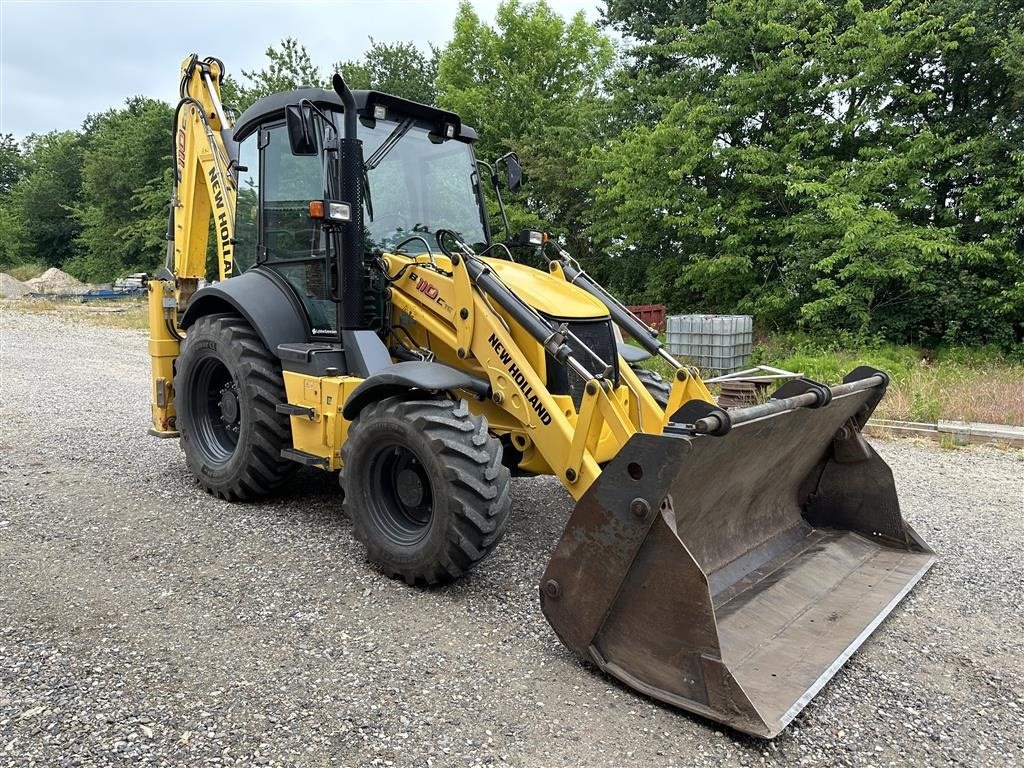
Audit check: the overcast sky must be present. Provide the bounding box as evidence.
[0,0,601,140]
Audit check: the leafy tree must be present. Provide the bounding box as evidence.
[593,0,1024,345]
[0,133,27,268]
[0,205,27,268]
[11,131,86,269]
[0,134,25,197]
[221,38,324,113]
[68,97,173,281]
[436,0,614,256]
[336,39,441,104]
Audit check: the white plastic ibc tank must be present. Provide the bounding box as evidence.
[665,314,753,373]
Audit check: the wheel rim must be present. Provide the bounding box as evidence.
[366,442,434,546]
[188,356,240,465]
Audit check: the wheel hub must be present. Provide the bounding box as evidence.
[367,444,434,544]
[218,384,239,430]
[396,467,426,508]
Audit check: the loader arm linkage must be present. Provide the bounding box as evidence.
[384,241,935,737]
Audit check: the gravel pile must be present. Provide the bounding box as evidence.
[1,309,1022,767]
[0,272,30,298]
[23,267,89,295]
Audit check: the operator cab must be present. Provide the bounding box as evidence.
[230,88,488,339]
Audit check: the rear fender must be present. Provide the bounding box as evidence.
[178,268,308,353]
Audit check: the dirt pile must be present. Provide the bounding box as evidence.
[24,267,89,295]
[0,273,31,298]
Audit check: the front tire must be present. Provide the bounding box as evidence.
[175,313,295,500]
[342,398,511,585]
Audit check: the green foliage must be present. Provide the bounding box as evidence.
[221,38,323,113]
[593,0,1024,347]
[66,97,173,282]
[436,0,614,255]
[221,37,442,113]
[9,131,85,269]
[337,39,441,104]
[0,206,28,269]
[0,134,25,196]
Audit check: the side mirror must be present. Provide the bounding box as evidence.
[504,152,523,192]
[285,104,318,156]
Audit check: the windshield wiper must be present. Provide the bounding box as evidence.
[362,117,415,223]
[365,118,415,171]
[363,167,374,222]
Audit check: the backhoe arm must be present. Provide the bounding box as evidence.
[148,54,237,436]
[169,54,237,296]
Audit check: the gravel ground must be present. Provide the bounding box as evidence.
[1,308,1022,767]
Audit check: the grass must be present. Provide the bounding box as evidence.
[642,333,1024,427]
[2,297,149,330]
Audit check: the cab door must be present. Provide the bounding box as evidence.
[257,121,337,337]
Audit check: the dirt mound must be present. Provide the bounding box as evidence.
[24,267,89,295]
[0,272,31,298]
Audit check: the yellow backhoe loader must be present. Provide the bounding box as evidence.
[147,55,935,738]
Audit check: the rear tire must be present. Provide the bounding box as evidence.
[175,313,295,500]
[632,366,671,409]
[342,398,511,585]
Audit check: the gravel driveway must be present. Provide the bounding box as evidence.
[1,308,1022,767]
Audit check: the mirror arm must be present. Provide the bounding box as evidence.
[479,159,513,246]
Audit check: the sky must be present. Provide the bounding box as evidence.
[0,0,601,140]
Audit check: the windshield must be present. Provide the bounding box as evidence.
[357,118,488,254]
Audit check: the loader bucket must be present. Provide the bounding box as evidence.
[540,371,935,738]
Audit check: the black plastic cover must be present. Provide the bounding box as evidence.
[342,361,490,420]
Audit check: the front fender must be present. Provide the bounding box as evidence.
[342,361,490,421]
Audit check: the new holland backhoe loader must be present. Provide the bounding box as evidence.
[147,54,935,738]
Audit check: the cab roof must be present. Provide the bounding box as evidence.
[232,87,478,144]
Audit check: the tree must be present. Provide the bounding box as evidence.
[0,134,24,197]
[0,133,27,268]
[592,0,1024,345]
[335,39,441,104]
[221,38,324,113]
[11,131,86,269]
[68,97,173,281]
[436,0,614,256]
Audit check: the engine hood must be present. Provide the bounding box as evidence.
[483,258,609,320]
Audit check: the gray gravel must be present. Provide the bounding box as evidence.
[1,307,1022,767]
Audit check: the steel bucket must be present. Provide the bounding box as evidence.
[540,371,935,738]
